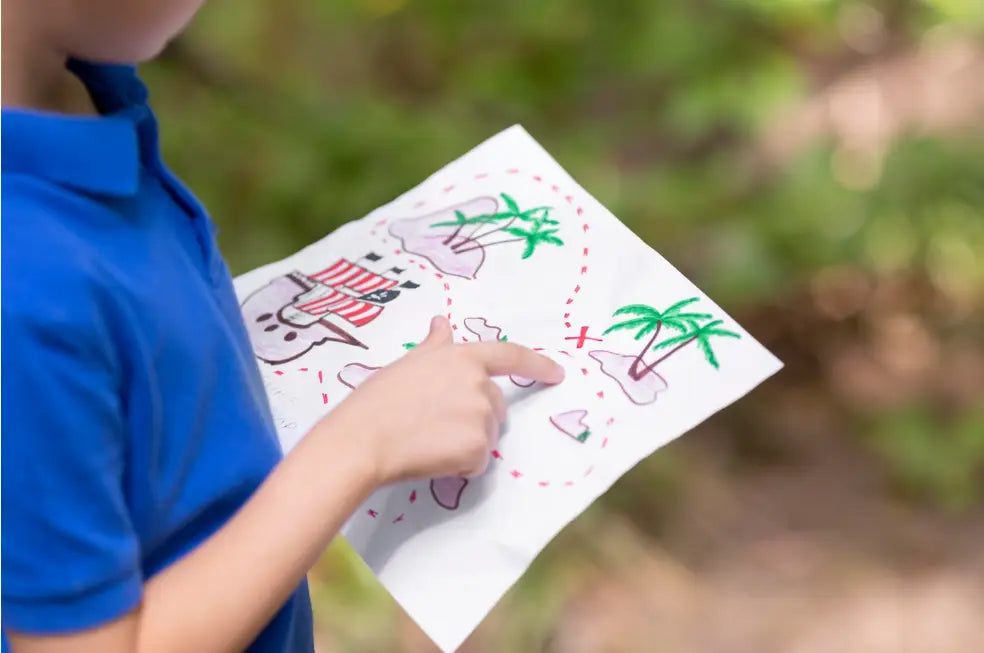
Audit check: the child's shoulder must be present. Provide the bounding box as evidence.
[2,176,125,340]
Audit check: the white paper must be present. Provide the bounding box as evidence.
[233,125,782,652]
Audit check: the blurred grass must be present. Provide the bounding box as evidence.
[145,0,984,649]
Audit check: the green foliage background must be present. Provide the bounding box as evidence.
[144,0,983,648]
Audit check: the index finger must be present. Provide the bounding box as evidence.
[468,341,566,384]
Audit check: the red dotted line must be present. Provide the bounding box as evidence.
[403,169,582,211]
[377,168,591,342]
[368,224,457,342]
[531,170,590,329]
[495,418,614,486]
[364,229,450,327]
[360,351,615,523]
[358,169,612,522]
[272,365,330,404]
[479,348,613,488]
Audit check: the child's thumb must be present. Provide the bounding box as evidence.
[420,315,453,348]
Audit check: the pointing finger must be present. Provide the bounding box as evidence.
[419,315,452,348]
[471,342,565,384]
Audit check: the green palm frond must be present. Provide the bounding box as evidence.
[702,328,741,339]
[631,320,662,340]
[661,297,701,317]
[697,319,724,330]
[518,206,552,221]
[604,298,742,369]
[431,213,499,227]
[503,226,533,238]
[652,332,695,350]
[501,193,521,214]
[690,319,740,369]
[671,311,714,323]
[698,335,720,368]
[659,317,694,333]
[534,228,563,246]
[612,304,661,318]
[602,316,656,336]
[488,211,521,221]
[430,209,468,227]
[694,320,741,369]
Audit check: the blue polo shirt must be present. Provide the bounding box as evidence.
[1,61,313,651]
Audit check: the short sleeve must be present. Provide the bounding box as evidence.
[1,267,142,633]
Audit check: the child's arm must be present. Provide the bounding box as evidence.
[6,316,563,653]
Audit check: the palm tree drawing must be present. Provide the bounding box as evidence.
[601,297,713,379]
[431,192,563,260]
[439,210,471,246]
[645,318,741,372]
[592,297,742,405]
[456,216,564,258]
[389,193,564,279]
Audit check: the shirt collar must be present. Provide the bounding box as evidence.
[1,61,149,197]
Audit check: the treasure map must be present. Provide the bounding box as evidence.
[233,125,782,652]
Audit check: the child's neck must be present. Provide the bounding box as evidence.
[1,7,98,115]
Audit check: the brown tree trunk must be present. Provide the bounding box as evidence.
[635,337,696,378]
[453,237,524,255]
[442,221,467,246]
[453,216,517,251]
[629,322,662,380]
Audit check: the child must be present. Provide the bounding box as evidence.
[0,1,565,651]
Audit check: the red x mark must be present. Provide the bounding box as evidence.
[564,326,603,349]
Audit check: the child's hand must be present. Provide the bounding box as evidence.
[327,316,565,485]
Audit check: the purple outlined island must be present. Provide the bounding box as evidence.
[463,317,504,342]
[462,316,534,387]
[549,410,591,443]
[430,477,469,510]
[337,362,381,390]
[389,193,563,280]
[389,197,497,280]
[589,351,668,405]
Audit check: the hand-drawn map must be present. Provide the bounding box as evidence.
[233,126,782,652]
